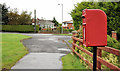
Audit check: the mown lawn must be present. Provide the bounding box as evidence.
[61,53,86,69]
[54,34,72,36]
[68,39,73,44]
[1,33,32,69]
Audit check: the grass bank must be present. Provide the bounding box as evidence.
[61,53,86,69]
[1,33,32,69]
[54,34,72,36]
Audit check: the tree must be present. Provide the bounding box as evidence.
[19,11,32,25]
[52,17,59,26]
[0,4,2,24]
[70,1,120,39]
[7,9,32,25]
[8,8,20,25]
[97,2,120,39]
[70,2,95,30]
[2,3,9,25]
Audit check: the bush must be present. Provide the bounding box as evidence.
[46,28,53,33]
[39,27,42,30]
[68,29,74,33]
[56,26,62,33]
[73,35,120,69]
[63,29,69,34]
[63,29,68,32]
[107,35,120,50]
[63,29,74,34]
[2,25,39,32]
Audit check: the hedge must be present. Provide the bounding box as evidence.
[2,25,39,32]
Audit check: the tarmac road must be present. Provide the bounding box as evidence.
[11,33,72,69]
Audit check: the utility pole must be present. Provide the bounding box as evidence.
[61,4,63,34]
[34,9,36,33]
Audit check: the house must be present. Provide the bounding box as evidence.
[0,20,4,25]
[62,20,74,29]
[37,18,55,30]
[32,18,55,29]
[0,21,3,25]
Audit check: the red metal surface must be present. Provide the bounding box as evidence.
[82,9,107,47]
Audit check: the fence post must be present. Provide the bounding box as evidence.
[72,31,77,50]
[79,39,83,46]
[72,31,78,37]
[97,48,102,70]
[112,31,117,40]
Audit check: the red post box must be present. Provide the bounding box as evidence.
[82,9,107,47]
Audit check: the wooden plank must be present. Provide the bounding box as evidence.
[97,48,102,70]
[72,39,77,54]
[72,39,76,49]
[72,36,83,43]
[97,56,120,71]
[72,43,93,57]
[98,47,120,56]
[72,37,120,56]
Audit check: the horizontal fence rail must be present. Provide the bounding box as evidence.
[71,36,120,71]
[98,47,120,56]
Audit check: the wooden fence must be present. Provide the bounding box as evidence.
[71,34,120,71]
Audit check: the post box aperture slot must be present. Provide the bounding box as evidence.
[81,15,85,19]
[83,23,86,25]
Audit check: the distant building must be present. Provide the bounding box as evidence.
[0,21,4,25]
[62,20,74,29]
[32,18,55,29]
[37,18,55,29]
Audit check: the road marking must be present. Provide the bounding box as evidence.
[60,54,66,57]
[58,48,70,52]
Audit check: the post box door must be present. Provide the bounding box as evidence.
[82,9,107,47]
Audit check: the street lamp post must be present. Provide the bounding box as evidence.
[58,4,63,34]
[34,9,36,33]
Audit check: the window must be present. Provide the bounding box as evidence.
[72,24,73,26]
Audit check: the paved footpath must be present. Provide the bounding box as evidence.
[11,33,72,69]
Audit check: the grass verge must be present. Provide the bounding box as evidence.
[61,53,86,69]
[68,39,73,44]
[54,34,72,36]
[1,33,32,69]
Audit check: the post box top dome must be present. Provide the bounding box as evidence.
[83,9,107,17]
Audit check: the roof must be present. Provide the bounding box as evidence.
[63,20,73,24]
[39,20,54,25]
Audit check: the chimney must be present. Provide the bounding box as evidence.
[112,31,117,40]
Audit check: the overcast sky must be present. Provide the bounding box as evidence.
[0,0,83,23]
